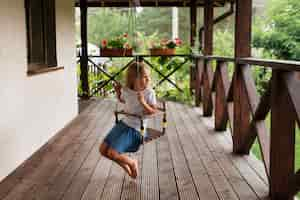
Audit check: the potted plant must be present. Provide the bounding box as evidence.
[100,33,133,56]
[149,38,182,56]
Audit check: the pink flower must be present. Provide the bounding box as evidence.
[101,39,107,48]
[175,38,182,46]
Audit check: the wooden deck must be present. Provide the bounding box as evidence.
[0,99,270,200]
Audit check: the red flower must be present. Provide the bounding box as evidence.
[174,38,182,46]
[101,39,107,48]
[123,33,128,38]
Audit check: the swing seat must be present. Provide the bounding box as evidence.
[144,128,165,143]
[114,101,167,144]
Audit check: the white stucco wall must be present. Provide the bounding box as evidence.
[0,0,78,181]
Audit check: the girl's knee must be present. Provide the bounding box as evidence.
[99,143,108,156]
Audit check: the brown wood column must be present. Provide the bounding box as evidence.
[202,0,213,116]
[190,0,197,47]
[233,0,252,153]
[80,0,90,99]
[270,71,295,200]
[203,0,213,55]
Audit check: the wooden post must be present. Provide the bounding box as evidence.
[202,0,213,116]
[233,0,252,153]
[270,70,295,200]
[190,0,197,47]
[80,0,90,99]
[203,0,213,55]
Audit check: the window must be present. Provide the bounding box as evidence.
[25,0,57,73]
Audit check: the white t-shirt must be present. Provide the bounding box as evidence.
[120,87,157,131]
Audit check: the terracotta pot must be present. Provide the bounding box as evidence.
[149,48,175,56]
[100,48,132,57]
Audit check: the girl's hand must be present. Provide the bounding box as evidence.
[137,92,146,104]
[113,81,122,93]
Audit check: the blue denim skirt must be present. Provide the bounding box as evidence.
[103,121,143,153]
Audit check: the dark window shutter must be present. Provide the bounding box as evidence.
[26,0,45,64]
[43,0,57,67]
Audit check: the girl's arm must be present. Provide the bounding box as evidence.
[114,82,125,103]
[137,92,156,115]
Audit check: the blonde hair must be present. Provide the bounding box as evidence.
[126,62,149,90]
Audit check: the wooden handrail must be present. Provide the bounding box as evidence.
[192,55,300,71]
[237,57,300,71]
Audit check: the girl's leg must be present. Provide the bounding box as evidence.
[106,148,138,178]
[99,143,138,178]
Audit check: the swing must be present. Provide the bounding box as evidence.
[112,0,167,144]
[114,100,167,144]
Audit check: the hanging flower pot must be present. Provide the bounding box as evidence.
[100,34,133,57]
[149,38,182,56]
[100,48,133,57]
[149,48,175,56]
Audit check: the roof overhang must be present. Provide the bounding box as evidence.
[75,0,234,7]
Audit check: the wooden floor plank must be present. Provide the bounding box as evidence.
[61,103,115,200]
[120,148,143,200]
[2,100,103,200]
[141,142,159,200]
[140,118,159,200]
[32,100,113,200]
[182,104,260,200]
[155,114,179,200]
[166,103,202,200]
[80,156,112,200]
[0,100,98,200]
[98,162,125,200]
[195,107,270,199]
[171,102,236,200]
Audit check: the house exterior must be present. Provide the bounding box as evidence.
[0,0,77,181]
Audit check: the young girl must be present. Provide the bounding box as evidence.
[99,62,157,179]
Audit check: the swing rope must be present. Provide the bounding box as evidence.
[114,0,167,144]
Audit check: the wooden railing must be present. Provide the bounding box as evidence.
[191,55,300,199]
[77,56,114,97]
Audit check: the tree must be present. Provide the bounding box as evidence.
[253,0,300,61]
[87,8,129,46]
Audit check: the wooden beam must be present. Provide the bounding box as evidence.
[190,0,197,47]
[203,0,214,55]
[74,1,226,7]
[270,70,295,200]
[234,0,252,57]
[80,0,90,98]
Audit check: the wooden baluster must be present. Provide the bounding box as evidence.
[202,60,213,116]
[233,64,251,153]
[270,70,295,200]
[195,58,203,106]
[215,61,229,131]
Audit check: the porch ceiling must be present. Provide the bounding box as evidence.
[75,0,234,7]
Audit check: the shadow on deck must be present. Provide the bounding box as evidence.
[0,98,270,200]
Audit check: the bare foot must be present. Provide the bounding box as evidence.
[129,159,138,179]
[116,161,132,177]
